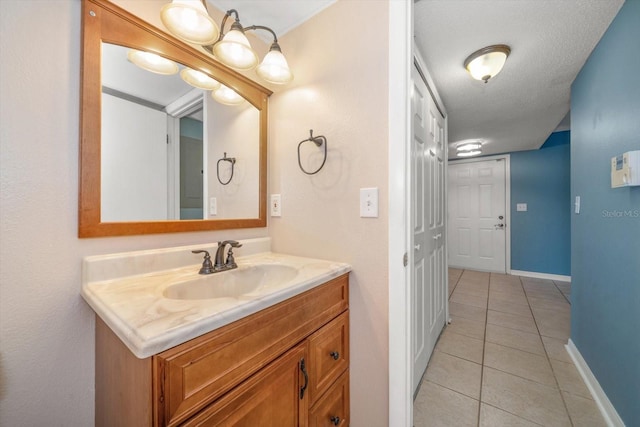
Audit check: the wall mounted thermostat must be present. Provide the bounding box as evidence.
[611,150,640,188]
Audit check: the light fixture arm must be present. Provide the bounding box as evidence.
[244,25,279,44]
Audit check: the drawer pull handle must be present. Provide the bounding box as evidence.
[330,416,341,425]
[330,351,340,360]
[299,358,308,400]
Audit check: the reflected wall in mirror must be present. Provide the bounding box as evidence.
[80,0,270,237]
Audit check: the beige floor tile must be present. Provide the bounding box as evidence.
[450,302,487,322]
[488,298,533,317]
[554,281,571,294]
[451,291,488,308]
[446,315,486,340]
[487,310,537,334]
[490,281,525,295]
[454,284,489,298]
[425,350,482,399]
[435,329,484,363]
[484,342,556,386]
[482,367,571,426]
[524,288,567,302]
[413,380,479,427]
[485,323,545,355]
[531,307,570,340]
[489,289,528,304]
[541,336,572,363]
[562,391,607,427]
[550,359,592,399]
[479,404,541,427]
[527,296,570,311]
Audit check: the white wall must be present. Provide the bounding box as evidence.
[269,1,390,424]
[0,1,267,425]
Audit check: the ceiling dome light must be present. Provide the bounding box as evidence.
[464,45,511,83]
[256,42,293,84]
[127,49,179,75]
[212,22,258,70]
[180,68,221,90]
[457,142,482,152]
[161,0,219,45]
[457,150,482,157]
[211,84,245,105]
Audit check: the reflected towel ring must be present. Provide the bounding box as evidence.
[217,152,236,185]
[297,129,327,175]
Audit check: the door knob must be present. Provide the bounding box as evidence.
[494,224,504,229]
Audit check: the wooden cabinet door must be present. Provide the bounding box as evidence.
[182,344,309,427]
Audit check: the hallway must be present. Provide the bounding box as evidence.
[413,269,607,426]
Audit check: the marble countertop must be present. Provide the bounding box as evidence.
[81,251,351,358]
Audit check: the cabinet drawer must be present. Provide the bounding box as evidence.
[307,311,349,404]
[154,274,349,427]
[309,370,349,427]
[181,345,307,427]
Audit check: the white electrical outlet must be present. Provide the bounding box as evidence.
[360,188,379,218]
[209,197,217,216]
[270,194,281,217]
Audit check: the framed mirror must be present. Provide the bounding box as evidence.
[79,0,270,237]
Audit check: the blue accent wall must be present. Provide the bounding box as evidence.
[510,131,570,275]
[571,1,640,424]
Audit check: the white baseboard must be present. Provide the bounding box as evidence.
[510,269,571,282]
[565,339,625,427]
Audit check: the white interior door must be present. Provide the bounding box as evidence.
[411,64,447,393]
[448,158,507,273]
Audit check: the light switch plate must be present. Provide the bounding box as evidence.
[270,194,281,217]
[575,196,581,214]
[360,188,379,218]
[516,203,527,212]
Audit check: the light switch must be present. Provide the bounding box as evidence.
[575,196,581,214]
[270,194,281,217]
[360,188,379,218]
[516,203,527,212]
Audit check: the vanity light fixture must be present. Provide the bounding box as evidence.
[456,141,483,157]
[211,83,245,105]
[464,44,511,83]
[127,49,179,75]
[160,1,293,85]
[180,67,221,90]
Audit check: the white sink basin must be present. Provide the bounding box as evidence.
[163,264,299,300]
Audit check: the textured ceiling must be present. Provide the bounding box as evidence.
[205,0,624,158]
[414,0,624,158]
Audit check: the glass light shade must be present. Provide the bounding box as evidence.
[457,142,482,152]
[127,49,179,75]
[161,0,219,45]
[180,68,220,90]
[256,49,293,84]
[457,150,482,157]
[211,84,245,105]
[213,29,258,70]
[464,45,510,82]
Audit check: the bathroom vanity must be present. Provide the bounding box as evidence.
[82,241,351,426]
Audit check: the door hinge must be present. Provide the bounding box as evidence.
[403,252,408,267]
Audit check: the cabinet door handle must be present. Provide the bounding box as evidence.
[330,351,340,360]
[330,415,341,425]
[299,358,308,399]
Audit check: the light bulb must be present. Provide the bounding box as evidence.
[126,49,178,75]
[160,0,219,45]
[257,48,293,84]
[180,68,220,90]
[212,28,258,70]
[211,84,245,105]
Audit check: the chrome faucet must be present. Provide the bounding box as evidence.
[192,241,242,275]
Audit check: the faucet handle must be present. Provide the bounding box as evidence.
[192,250,214,274]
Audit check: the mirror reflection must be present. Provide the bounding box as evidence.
[100,42,259,222]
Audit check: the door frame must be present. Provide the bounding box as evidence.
[448,154,512,274]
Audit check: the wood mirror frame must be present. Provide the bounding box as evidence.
[79,0,270,237]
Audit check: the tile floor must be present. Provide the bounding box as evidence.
[413,269,607,427]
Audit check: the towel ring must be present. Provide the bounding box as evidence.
[217,152,236,185]
[297,129,327,175]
